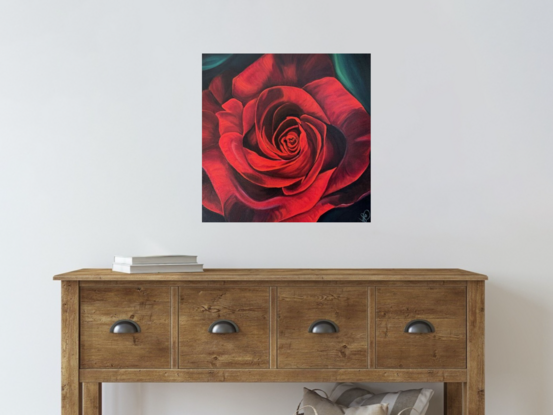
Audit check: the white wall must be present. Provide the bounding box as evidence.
[1,1,552,413]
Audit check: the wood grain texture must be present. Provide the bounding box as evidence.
[278,287,368,369]
[54,268,488,281]
[270,287,278,369]
[179,288,270,368]
[80,368,467,383]
[80,287,171,369]
[462,383,467,414]
[376,287,467,369]
[368,287,376,369]
[61,281,81,415]
[79,280,468,288]
[466,281,485,415]
[83,383,101,415]
[171,287,179,369]
[444,383,463,415]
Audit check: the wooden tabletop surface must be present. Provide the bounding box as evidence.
[53,268,488,281]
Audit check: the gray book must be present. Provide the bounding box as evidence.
[114,255,197,265]
[112,263,203,273]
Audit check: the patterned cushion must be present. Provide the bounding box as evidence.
[331,384,374,407]
[345,405,389,415]
[301,388,388,415]
[303,388,344,415]
[329,383,434,415]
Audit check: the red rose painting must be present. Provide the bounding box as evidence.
[202,54,371,222]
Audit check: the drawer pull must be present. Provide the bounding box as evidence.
[308,320,339,334]
[404,319,435,334]
[208,320,239,334]
[110,320,141,334]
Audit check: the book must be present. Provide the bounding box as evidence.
[112,263,204,274]
[114,255,197,265]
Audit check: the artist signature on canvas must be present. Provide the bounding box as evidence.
[359,210,371,222]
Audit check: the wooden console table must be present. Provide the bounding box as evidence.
[54,268,486,415]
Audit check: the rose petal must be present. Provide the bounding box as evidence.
[202,147,333,222]
[202,110,219,149]
[216,98,244,137]
[284,164,371,222]
[321,124,347,171]
[243,125,261,155]
[220,132,302,187]
[242,99,256,134]
[272,119,301,156]
[243,114,323,180]
[282,119,326,195]
[243,136,313,179]
[202,169,223,214]
[233,54,335,103]
[300,114,325,158]
[256,86,330,131]
[304,77,371,196]
[202,90,222,114]
[209,71,234,105]
[203,147,335,222]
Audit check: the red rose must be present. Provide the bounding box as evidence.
[202,54,371,222]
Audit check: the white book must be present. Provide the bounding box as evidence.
[114,255,197,265]
[112,263,204,274]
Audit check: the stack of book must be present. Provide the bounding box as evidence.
[112,255,203,273]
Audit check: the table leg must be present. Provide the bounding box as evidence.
[444,382,463,415]
[466,281,485,414]
[62,281,81,415]
[83,383,102,415]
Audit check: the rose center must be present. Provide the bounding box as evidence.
[278,130,300,154]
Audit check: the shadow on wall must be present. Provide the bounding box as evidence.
[487,280,548,413]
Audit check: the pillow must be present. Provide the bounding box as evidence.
[345,405,389,415]
[302,388,343,415]
[330,383,434,415]
[301,388,388,415]
[330,383,373,407]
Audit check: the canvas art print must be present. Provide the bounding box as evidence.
[202,54,371,222]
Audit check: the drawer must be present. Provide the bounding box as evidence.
[80,287,172,369]
[277,287,368,369]
[376,287,467,369]
[179,288,270,368]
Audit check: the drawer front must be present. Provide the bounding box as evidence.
[278,287,368,369]
[179,288,270,368]
[376,287,467,369]
[80,287,171,369]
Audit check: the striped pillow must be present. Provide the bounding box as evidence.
[329,383,434,415]
[302,388,388,415]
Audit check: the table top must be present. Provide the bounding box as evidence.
[53,268,488,281]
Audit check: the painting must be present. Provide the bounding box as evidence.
[202,54,371,222]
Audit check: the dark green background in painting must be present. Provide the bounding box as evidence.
[202,54,371,222]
